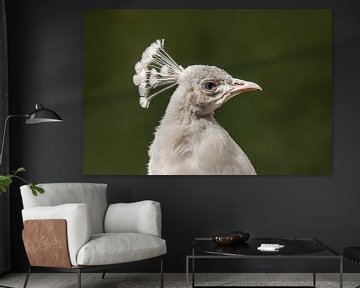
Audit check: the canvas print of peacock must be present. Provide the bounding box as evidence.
[83,9,332,175]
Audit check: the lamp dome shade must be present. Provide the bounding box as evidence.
[25,104,63,124]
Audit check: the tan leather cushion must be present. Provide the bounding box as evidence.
[22,203,91,266]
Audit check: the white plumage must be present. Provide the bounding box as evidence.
[133,40,262,175]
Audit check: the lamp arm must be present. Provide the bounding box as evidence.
[0,114,28,169]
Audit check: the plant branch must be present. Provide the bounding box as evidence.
[0,167,43,196]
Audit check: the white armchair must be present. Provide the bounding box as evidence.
[20,183,166,288]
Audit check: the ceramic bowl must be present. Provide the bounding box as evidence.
[212,234,237,245]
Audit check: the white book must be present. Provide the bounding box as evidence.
[257,243,285,251]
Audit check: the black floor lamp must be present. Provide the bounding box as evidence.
[0,103,63,288]
[0,103,63,167]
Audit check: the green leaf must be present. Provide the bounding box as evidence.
[0,175,13,192]
[15,167,26,173]
[35,185,45,194]
[30,182,38,196]
[30,182,44,196]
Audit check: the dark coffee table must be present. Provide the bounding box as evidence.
[186,237,342,288]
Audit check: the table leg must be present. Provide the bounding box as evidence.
[339,256,343,288]
[313,254,316,287]
[192,257,195,288]
[186,257,189,288]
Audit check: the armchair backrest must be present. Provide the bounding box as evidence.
[20,183,108,234]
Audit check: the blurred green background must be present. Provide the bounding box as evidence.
[83,9,332,175]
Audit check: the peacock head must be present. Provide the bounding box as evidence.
[175,65,262,115]
[133,39,261,115]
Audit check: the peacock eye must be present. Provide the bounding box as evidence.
[202,81,218,92]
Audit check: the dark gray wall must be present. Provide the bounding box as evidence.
[5,0,360,273]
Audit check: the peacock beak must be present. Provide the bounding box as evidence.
[229,79,262,96]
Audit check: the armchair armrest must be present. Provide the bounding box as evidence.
[104,200,162,237]
[22,203,91,266]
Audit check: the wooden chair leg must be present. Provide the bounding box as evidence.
[22,266,31,288]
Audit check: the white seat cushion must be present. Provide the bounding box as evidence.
[76,233,167,266]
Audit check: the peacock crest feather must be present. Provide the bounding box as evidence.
[133,39,184,108]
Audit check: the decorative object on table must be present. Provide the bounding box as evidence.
[233,230,250,242]
[213,233,238,245]
[212,230,250,245]
[20,183,166,288]
[257,243,285,252]
[0,103,63,195]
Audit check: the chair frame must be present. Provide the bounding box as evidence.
[23,257,164,288]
